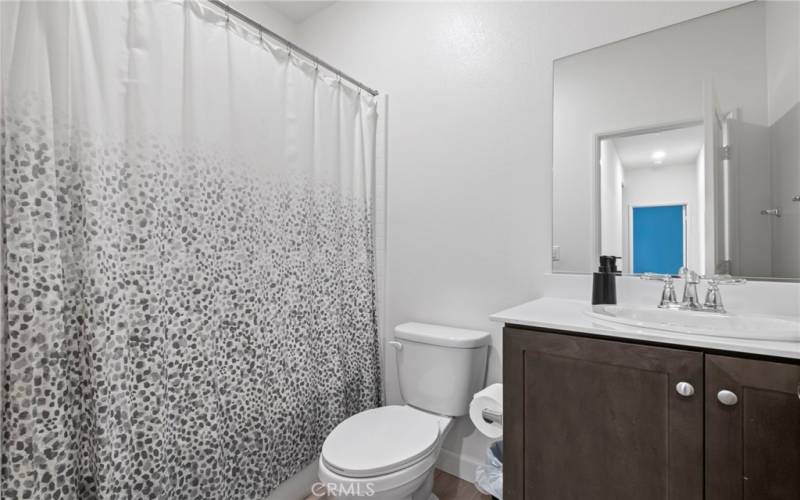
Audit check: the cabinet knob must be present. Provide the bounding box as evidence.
[717,389,738,406]
[675,382,695,397]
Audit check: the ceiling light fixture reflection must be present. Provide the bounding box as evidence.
[651,150,666,160]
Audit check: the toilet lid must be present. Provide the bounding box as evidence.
[321,406,441,478]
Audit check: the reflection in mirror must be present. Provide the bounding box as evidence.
[599,124,704,276]
[552,0,800,281]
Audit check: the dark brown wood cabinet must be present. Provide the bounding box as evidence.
[504,326,800,500]
[705,355,800,500]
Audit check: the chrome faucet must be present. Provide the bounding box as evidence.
[679,267,703,311]
[641,268,746,313]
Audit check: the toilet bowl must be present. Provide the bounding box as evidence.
[318,405,453,500]
[317,322,491,500]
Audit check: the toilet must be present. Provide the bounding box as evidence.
[318,322,491,500]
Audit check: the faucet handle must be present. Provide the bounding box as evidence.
[640,273,679,308]
[701,275,745,314]
[702,274,746,285]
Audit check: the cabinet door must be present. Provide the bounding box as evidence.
[706,355,800,500]
[504,328,703,500]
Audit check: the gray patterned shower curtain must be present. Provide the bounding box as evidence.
[0,1,381,498]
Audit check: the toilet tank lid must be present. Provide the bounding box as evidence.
[394,322,490,348]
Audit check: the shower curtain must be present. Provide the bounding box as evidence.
[0,1,381,498]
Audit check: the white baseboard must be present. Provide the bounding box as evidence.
[267,459,319,500]
[436,448,482,484]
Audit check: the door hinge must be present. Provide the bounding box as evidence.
[721,145,732,161]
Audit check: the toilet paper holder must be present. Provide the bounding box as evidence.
[482,408,503,425]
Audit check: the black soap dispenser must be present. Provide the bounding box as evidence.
[592,255,621,305]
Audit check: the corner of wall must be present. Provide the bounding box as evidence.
[375,94,389,403]
[228,1,299,42]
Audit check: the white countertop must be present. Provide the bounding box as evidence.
[490,297,800,360]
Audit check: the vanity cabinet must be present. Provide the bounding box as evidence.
[504,327,704,500]
[504,326,800,500]
[705,355,800,500]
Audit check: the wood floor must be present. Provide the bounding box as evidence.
[306,469,490,500]
[432,469,491,500]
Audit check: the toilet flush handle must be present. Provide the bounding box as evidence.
[388,341,403,351]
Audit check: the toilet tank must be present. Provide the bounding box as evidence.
[393,322,490,417]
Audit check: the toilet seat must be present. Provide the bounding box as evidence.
[321,406,441,478]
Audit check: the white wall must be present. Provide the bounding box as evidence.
[294,0,744,482]
[552,1,768,273]
[621,163,701,273]
[599,139,624,266]
[766,0,800,125]
[765,0,800,280]
[230,0,298,41]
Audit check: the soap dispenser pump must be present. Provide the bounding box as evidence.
[592,255,621,305]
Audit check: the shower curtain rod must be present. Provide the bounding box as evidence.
[208,0,379,96]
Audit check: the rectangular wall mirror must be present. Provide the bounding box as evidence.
[552,0,799,281]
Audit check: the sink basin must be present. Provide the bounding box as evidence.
[587,304,800,342]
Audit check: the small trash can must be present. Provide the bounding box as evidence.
[474,440,503,499]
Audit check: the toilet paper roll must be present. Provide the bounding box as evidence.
[469,383,503,440]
